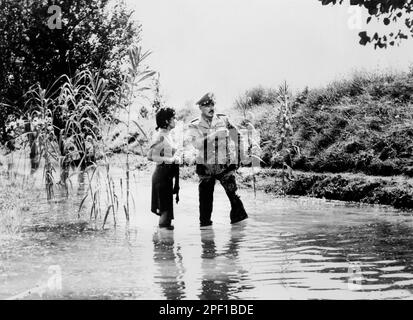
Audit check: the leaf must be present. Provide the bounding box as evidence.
[131,120,149,140]
[359,31,371,45]
[78,193,89,217]
[102,205,114,229]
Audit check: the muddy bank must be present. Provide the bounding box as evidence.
[236,168,413,210]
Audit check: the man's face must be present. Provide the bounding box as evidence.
[199,102,215,119]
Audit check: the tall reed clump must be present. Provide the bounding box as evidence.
[117,46,155,224]
[4,46,155,229]
[7,69,118,227]
[57,71,106,185]
[56,70,120,228]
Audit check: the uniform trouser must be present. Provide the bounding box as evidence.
[197,164,247,224]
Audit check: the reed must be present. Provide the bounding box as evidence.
[118,46,155,223]
[24,83,58,200]
[275,81,297,195]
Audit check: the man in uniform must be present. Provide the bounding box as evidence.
[185,92,248,227]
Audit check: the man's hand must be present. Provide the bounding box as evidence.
[173,184,180,194]
[207,128,229,141]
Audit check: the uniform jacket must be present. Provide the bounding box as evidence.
[185,114,244,165]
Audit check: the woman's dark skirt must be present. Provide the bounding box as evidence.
[151,164,177,219]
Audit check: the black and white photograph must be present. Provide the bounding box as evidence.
[1,0,413,304]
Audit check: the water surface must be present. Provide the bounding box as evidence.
[1,165,413,299]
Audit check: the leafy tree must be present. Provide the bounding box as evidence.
[0,0,142,142]
[319,0,413,48]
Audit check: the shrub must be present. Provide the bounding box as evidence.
[234,86,278,117]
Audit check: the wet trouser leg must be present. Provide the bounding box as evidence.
[218,170,248,223]
[198,175,215,225]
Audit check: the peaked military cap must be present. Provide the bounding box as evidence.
[196,92,216,106]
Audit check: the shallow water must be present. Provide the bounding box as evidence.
[1,164,413,300]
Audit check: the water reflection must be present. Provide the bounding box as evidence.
[199,228,222,299]
[199,223,252,299]
[76,171,85,197]
[153,229,186,300]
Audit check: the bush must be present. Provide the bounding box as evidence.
[234,86,278,116]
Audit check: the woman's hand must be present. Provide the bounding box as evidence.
[166,155,181,164]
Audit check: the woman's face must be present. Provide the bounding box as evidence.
[167,116,176,129]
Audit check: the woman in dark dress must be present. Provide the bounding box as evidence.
[147,107,180,230]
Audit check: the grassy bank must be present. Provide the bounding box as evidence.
[244,70,413,177]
